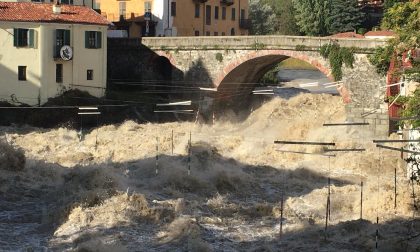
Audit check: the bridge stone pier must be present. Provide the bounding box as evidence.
[140,35,389,136]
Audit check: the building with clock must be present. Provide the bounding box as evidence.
[0,1,109,105]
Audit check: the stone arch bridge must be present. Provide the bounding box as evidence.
[137,36,388,136]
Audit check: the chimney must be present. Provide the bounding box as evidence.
[53,0,61,15]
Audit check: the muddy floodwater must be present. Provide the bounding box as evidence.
[0,93,419,251]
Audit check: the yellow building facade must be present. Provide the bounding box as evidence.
[100,0,249,37]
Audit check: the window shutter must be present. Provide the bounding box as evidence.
[64,30,70,46]
[85,31,89,48]
[96,32,102,49]
[28,29,35,48]
[13,28,18,47]
[53,29,58,58]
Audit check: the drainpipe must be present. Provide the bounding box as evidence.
[167,0,170,35]
[202,3,205,36]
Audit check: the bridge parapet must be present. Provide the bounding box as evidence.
[142,35,388,52]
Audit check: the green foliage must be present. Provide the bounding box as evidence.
[254,42,266,51]
[320,43,355,81]
[369,2,419,75]
[249,0,300,35]
[382,2,420,33]
[264,0,301,35]
[260,68,279,84]
[215,53,223,63]
[249,0,277,35]
[326,0,365,35]
[295,45,307,51]
[383,0,410,11]
[368,44,395,75]
[357,28,367,35]
[401,88,420,128]
[292,0,330,36]
[293,0,365,36]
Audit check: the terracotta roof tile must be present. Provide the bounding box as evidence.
[331,32,364,38]
[0,2,110,26]
[364,30,396,37]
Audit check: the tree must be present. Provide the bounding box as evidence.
[264,0,301,35]
[292,0,330,36]
[326,0,365,34]
[248,0,277,35]
[383,0,409,10]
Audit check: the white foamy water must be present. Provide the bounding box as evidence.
[0,93,418,251]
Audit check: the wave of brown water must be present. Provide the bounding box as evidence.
[0,93,419,251]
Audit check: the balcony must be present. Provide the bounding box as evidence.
[220,0,234,6]
[239,19,251,29]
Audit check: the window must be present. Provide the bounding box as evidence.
[119,1,126,17]
[231,28,235,36]
[221,32,225,36]
[85,31,102,49]
[194,31,200,36]
[195,4,200,18]
[13,28,35,48]
[205,5,211,25]
[61,0,74,4]
[56,64,63,83]
[215,6,219,19]
[222,7,226,20]
[231,8,236,20]
[87,70,93,80]
[241,9,245,19]
[144,1,151,12]
[54,29,70,58]
[171,1,176,16]
[206,31,210,36]
[214,32,218,36]
[18,66,27,81]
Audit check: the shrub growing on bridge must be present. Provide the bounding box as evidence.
[320,43,355,81]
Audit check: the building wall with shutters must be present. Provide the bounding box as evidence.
[0,22,107,105]
[0,22,42,105]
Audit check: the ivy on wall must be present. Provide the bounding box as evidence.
[320,43,355,81]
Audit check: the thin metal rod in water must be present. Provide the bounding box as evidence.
[328,157,331,221]
[274,141,335,146]
[171,129,174,155]
[276,149,336,157]
[389,116,420,121]
[280,188,284,238]
[328,177,331,221]
[188,131,191,176]
[376,217,379,249]
[394,167,397,210]
[323,122,369,126]
[77,112,101,115]
[373,139,420,143]
[324,148,366,152]
[360,181,363,219]
[156,137,159,175]
[376,144,420,155]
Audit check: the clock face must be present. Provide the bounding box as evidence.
[60,45,73,61]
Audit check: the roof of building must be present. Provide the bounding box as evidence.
[0,2,110,26]
[330,32,365,38]
[364,30,396,37]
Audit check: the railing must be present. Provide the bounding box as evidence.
[239,19,251,29]
[142,35,388,52]
[220,0,234,6]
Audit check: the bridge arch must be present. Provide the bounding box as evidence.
[214,50,333,89]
